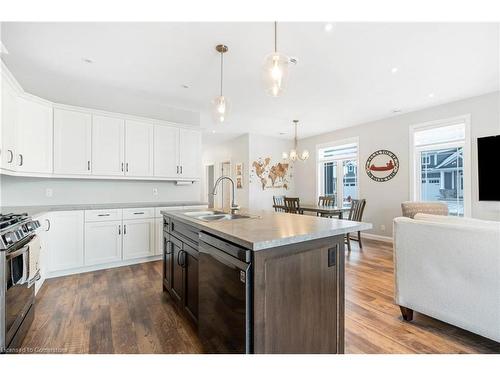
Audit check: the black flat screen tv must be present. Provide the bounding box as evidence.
[477,135,500,201]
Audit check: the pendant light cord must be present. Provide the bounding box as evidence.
[220,50,224,96]
[274,21,277,52]
[295,121,298,148]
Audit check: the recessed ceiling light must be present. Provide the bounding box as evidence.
[181,84,190,89]
[324,23,334,32]
[428,93,435,98]
[211,130,216,134]
[391,67,399,74]
[279,132,286,135]
[82,58,94,64]
[392,108,402,113]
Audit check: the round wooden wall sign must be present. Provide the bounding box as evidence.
[365,149,399,182]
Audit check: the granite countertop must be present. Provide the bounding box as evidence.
[162,208,372,251]
[0,201,208,217]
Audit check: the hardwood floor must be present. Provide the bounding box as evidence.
[20,239,500,354]
[22,261,203,354]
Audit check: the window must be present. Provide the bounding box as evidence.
[410,116,470,216]
[317,139,358,207]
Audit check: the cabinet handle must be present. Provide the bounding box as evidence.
[45,219,51,232]
[97,213,110,217]
[133,212,144,215]
[87,161,91,171]
[118,225,121,235]
[176,166,179,174]
[123,224,127,235]
[126,162,129,172]
[121,162,124,172]
[19,153,23,166]
[177,249,183,266]
[180,165,183,174]
[7,150,14,163]
[181,250,187,268]
[165,240,171,255]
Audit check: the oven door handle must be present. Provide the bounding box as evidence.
[199,242,249,271]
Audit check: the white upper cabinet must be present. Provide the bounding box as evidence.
[1,78,18,171]
[179,128,201,179]
[154,125,179,178]
[16,96,53,174]
[54,108,92,175]
[92,115,125,176]
[125,120,153,177]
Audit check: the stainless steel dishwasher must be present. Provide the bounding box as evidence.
[198,231,252,354]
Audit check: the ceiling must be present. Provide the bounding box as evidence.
[1,22,499,145]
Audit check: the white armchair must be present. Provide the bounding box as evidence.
[393,213,500,342]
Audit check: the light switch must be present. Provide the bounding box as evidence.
[45,188,53,197]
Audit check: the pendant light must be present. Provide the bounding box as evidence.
[282,120,309,162]
[263,22,290,97]
[212,44,230,123]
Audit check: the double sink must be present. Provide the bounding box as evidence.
[184,210,252,222]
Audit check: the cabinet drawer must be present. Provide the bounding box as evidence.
[85,209,122,222]
[171,219,199,245]
[123,207,154,220]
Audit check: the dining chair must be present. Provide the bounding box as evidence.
[346,199,367,251]
[284,197,303,214]
[317,195,336,217]
[273,195,286,212]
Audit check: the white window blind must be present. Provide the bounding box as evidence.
[414,123,465,147]
[318,142,358,161]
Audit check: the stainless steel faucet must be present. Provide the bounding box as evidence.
[212,176,240,213]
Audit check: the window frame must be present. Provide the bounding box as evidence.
[409,115,471,217]
[316,137,359,207]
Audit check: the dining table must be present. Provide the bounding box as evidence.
[273,204,351,219]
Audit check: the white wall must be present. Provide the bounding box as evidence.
[0,175,201,206]
[294,91,500,238]
[248,134,295,211]
[202,134,250,209]
[202,133,294,211]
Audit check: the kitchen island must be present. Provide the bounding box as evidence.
[161,208,372,354]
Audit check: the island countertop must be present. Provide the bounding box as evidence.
[161,208,372,251]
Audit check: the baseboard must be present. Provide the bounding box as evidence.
[362,232,393,243]
[46,255,162,279]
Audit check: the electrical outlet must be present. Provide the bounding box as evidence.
[45,188,53,198]
[380,224,386,232]
[152,187,158,196]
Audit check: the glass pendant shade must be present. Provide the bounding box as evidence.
[263,52,289,97]
[289,149,298,161]
[212,95,230,123]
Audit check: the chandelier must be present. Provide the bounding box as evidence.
[282,120,309,162]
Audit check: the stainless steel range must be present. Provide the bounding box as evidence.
[0,213,40,353]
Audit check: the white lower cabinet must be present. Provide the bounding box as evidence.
[42,205,203,277]
[34,213,50,294]
[84,220,123,266]
[154,217,163,255]
[122,218,154,260]
[47,211,85,273]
